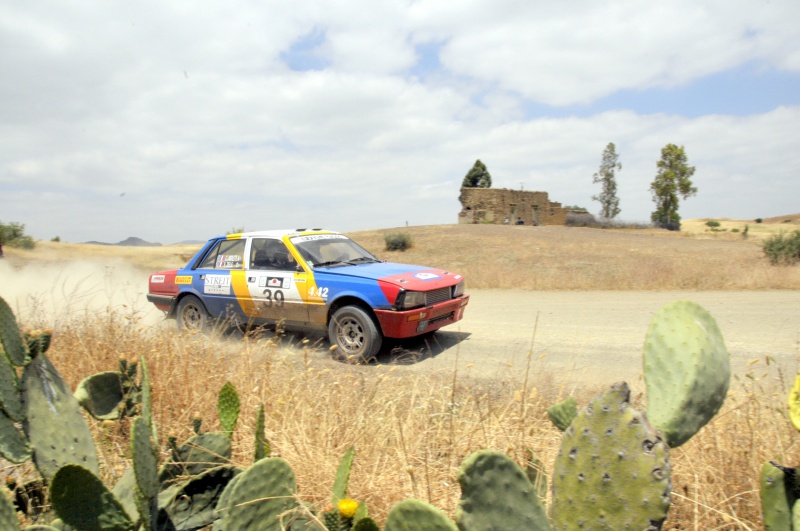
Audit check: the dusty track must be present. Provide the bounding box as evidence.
[379,290,800,387]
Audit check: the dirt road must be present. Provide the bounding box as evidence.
[381,290,800,387]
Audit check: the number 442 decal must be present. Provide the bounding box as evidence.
[308,286,329,299]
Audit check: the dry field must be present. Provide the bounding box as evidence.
[2,218,799,529]
[6,215,800,291]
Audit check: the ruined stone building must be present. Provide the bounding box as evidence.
[458,187,566,226]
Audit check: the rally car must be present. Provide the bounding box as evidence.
[147,229,469,361]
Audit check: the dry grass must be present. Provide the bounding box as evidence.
[7,218,799,291]
[4,306,794,530]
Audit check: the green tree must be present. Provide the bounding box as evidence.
[650,144,697,231]
[0,221,35,249]
[591,142,622,219]
[462,159,492,188]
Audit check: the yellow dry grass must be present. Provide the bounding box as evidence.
[7,217,800,291]
[3,218,800,529]
[17,313,795,530]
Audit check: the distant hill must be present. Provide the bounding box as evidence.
[84,237,162,247]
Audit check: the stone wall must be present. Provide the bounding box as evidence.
[458,187,566,226]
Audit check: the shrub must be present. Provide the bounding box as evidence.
[0,221,36,250]
[705,220,721,228]
[763,230,800,265]
[384,232,412,251]
[755,218,763,224]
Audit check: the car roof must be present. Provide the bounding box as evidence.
[216,229,341,240]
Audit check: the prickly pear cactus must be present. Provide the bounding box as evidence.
[0,353,23,423]
[352,518,380,531]
[158,465,241,530]
[159,432,232,485]
[0,486,18,531]
[552,382,671,530]
[332,446,355,504]
[456,450,550,530]
[0,406,31,463]
[384,499,458,531]
[254,403,269,462]
[22,352,99,482]
[0,296,27,366]
[132,417,159,499]
[74,371,125,420]
[216,457,297,531]
[50,464,134,531]
[547,396,577,432]
[761,461,796,530]
[643,300,730,448]
[218,381,240,438]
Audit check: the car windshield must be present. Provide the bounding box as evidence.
[291,234,379,268]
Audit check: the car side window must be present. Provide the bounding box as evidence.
[250,238,296,271]
[198,239,246,269]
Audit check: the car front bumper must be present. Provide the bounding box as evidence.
[374,294,469,338]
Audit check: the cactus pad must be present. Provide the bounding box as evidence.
[552,382,671,530]
[456,449,551,530]
[254,403,269,462]
[217,457,297,531]
[547,396,578,432]
[0,487,18,531]
[0,296,27,366]
[385,499,458,531]
[332,446,355,504]
[0,354,23,422]
[50,464,134,531]
[132,416,159,499]
[22,353,99,482]
[218,381,240,438]
[159,432,232,485]
[643,300,730,448]
[74,371,125,420]
[158,465,241,530]
[761,461,796,530]
[0,406,31,463]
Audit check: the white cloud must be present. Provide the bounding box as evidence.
[0,1,798,243]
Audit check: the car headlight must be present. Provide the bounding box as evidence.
[452,280,466,298]
[396,290,426,310]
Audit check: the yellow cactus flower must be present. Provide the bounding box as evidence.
[337,498,359,519]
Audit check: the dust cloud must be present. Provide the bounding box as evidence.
[0,259,169,330]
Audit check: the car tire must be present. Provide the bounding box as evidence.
[176,295,211,332]
[328,306,382,363]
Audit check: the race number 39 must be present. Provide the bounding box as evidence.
[261,289,285,307]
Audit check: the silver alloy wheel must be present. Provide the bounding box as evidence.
[328,306,382,362]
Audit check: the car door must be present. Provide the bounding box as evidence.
[242,237,310,324]
[189,237,247,322]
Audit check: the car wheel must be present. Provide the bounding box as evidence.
[176,295,211,332]
[328,306,382,363]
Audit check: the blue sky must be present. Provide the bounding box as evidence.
[1,1,798,243]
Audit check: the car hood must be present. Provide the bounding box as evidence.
[314,262,462,289]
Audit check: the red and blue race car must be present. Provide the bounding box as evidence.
[147,229,469,361]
